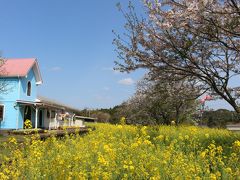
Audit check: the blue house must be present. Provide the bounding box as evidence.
[0,58,87,129]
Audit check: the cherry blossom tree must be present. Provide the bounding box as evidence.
[119,75,199,125]
[114,0,240,114]
[0,58,8,94]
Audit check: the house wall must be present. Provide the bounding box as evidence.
[0,68,38,129]
[74,120,85,127]
[0,101,18,129]
[41,109,85,129]
[0,78,19,129]
[19,69,37,101]
[42,109,59,129]
[0,78,19,101]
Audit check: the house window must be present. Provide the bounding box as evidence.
[27,81,31,96]
[51,111,56,119]
[0,105,4,121]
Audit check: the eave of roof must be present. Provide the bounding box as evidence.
[32,59,43,85]
[17,97,82,115]
[75,115,96,120]
[36,96,82,114]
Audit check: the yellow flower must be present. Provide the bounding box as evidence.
[225,167,232,174]
[0,172,9,180]
[233,140,240,147]
[215,171,221,178]
[143,139,152,145]
[210,173,217,180]
[233,140,240,152]
[8,137,17,144]
[24,119,32,129]
[179,135,184,141]
[129,165,134,170]
[1,123,239,179]
[200,151,206,158]
[157,135,164,141]
[205,133,209,138]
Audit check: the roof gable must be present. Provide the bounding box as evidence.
[0,58,43,85]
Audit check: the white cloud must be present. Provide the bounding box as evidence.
[49,66,62,72]
[103,87,110,91]
[118,78,135,85]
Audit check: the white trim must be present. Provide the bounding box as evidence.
[16,76,21,129]
[54,113,57,129]
[16,106,19,130]
[71,114,75,126]
[15,103,19,130]
[18,76,21,97]
[35,107,38,129]
[32,59,43,85]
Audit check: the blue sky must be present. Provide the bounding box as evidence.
[0,0,146,109]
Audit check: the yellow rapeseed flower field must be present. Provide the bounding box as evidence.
[0,124,239,179]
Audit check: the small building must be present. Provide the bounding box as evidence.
[0,58,90,129]
[226,122,240,131]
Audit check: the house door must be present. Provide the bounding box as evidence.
[24,106,31,128]
[38,110,43,128]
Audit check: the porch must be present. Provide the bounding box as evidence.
[16,98,85,130]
